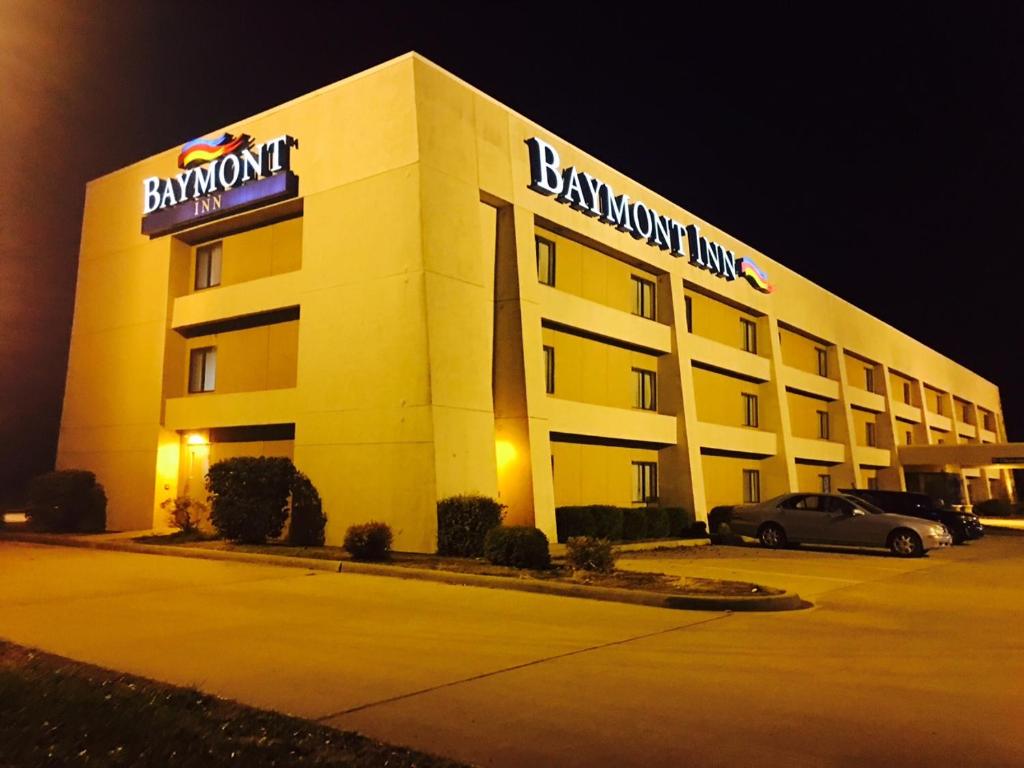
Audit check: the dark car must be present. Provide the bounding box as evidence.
[841,489,984,545]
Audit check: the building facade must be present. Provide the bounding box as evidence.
[58,53,1017,551]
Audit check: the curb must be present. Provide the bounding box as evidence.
[1,533,805,612]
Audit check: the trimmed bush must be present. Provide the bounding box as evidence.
[663,506,692,538]
[973,498,1014,517]
[26,470,106,533]
[207,457,293,543]
[437,495,505,557]
[565,536,616,572]
[644,507,670,539]
[288,471,326,546]
[483,526,551,569]
[160,496,207,533]
[590,506,624,540]
[555,506,596,542]
[621,507,648,541]
[690,521,708,537]
[344,522,393,561]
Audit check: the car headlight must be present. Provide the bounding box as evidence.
[930,525,947,536]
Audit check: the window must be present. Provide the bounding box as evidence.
[817,410,830,440]
[536,236,555,286]
[866,422,877,447]
[864,366,875,393]
[816,347,828,377]
[903,382,911,404]
[742,393,759,427]
[740,318,757,353]
[906,430,912,445]
[194,241,222,290]
[742,469,761,503]
[935,395,945,416]
[631,276,655,320]
[188,347,216,393]
[543,345,555,394]
[632,462,658,503]
[983,412,994,431]
[684,295,693,333]
[819,474,831,494]
[633,368,657,410]
[867,477,880,491]
[962,403,970,423]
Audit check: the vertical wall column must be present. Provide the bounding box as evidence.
[915,380,936,444]
[760,316,798,497]
[831,347,863,489]
[945,392,972,504]
[968,403,993,502]
[875,363,907,491]
[492,205,556,537]
[658,278,706,520]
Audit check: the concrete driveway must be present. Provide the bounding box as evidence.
[1,537,1022,767]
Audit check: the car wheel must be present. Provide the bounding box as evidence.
[889,529,923,557]
[758,523,787,549]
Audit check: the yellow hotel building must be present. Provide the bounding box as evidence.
[58,53,1018,551]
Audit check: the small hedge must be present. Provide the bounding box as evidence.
[483,526,551,570]
[973,498,1014,517]
[160,496,207,533]
[26,470,107,533]
[344,522,393,561]
[436,495,505,557]
[565,536,615,572]
[556,504,702,542]
[621,508,648,541]
[288,471,326,547]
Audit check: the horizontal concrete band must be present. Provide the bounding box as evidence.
[0,533,805,612]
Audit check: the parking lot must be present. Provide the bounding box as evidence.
[619,537,972,600]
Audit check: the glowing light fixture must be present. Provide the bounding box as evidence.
[186,433,208,446]
[495,439,518,471]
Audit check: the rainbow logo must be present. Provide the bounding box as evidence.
[739,257,774,293]
[177,133,250,170]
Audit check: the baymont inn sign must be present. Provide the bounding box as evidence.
[141,133,299,237]
[526,137,774,293]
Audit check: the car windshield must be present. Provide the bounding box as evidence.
[841,495,887,515]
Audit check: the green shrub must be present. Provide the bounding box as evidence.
[644,507,670,539]
[690,520,708,537]
[288,471,326,546]
[207,457,293,543]
[436,495,505,556]
[621,508,648,541]
[483,526,551,569]
[343,522,393,561]
[590,506,624,540]
[555,506,596,542]
[160,496,207,533]
[973,498,1014,517]
[26,470,106,533]
[565,536,616,572]
[663,506,692,537]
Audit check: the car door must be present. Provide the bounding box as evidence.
[779,494,827,541]
[821,496,874,545]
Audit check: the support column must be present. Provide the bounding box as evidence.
[658,277,706,521]
[832,347,863,489]
[760,316,798,498]
[875,363,907,491]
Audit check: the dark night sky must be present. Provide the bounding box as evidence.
[2,2,1022,502]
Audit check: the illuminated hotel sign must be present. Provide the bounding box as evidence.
[141,133,299,237]
[525,137,774,293]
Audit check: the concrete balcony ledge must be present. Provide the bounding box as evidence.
[979,428,997,443]
[546,398,677,446]
[172,271,302,332]
[928,413,953,432]
[686,333,771,382]
[694,422,778,457]
[854,445,892,468]
[847,386,886,413]
[783,365,839,401]
[538,285,672,355]
[790,436,846,464]
[957,422,978,439]
[891,400,922,424]
[164,388,298,431]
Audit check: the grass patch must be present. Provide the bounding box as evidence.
[0,640,467,767]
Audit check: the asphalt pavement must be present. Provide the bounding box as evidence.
[1,535,1021,767]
